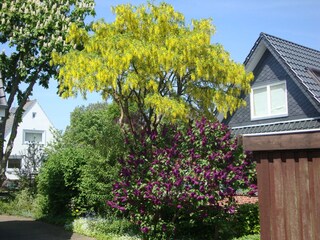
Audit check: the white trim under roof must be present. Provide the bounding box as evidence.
[231,116,320,130]
[245,41,267,72]
[241,128,320,137]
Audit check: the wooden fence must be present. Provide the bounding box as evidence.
[241,131,320,240]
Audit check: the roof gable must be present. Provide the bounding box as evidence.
[5,100,37,137]
[245,33,320,105]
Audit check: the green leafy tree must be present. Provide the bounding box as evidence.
[63,102,122,159]
[0,0,95,184]
[53,2,253,133]
[37,103,126,216]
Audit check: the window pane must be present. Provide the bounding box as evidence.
[8,158,21,169]
[270,83,286,114]
[25,132,42,143]
[253,87,268,117]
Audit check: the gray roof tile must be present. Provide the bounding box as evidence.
[5,100,37,137]
[261,33,320,104]
[231,118,320,135]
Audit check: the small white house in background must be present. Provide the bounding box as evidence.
[4,99,55,180]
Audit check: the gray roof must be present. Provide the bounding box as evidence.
[5,100,37,137]
[245,32,320,104]
[232,118,320,136]
[230,33,320,135]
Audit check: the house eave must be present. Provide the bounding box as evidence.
[244,34,267,73]
[240,128,320,137]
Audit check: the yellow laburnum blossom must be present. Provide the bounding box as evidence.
[52,2,253,130]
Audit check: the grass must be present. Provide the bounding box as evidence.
[0,189,40,218]
[232,234,260,240]
[65,217,141,240]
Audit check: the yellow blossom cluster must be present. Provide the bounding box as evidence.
[52,2,253,126]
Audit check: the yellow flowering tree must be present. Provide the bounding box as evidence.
[53,2,253,132]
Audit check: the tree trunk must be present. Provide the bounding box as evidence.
[0,80,36,186]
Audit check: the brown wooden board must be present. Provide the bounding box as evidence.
[298,151,313,240]
[311,150,320,239]
[283,151,300,239]
[271,152,286,239]
[255,152,271,240]
[241,131,320,151]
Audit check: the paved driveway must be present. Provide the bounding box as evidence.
[0,215,95,240]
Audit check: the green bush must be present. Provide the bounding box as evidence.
[234,203,260,236]
[37,146,106,217]
[213,203,260,240]
[0,189,41,218]
[37,103,126,218]
[232,234,260,240]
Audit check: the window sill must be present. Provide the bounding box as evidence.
[251,113,288,121]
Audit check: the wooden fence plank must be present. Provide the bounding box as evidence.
[311,150,320,239]
[298,152,312,240]
[283,151,300,239]
[255,152,271,240]
[308,152,315,240]
[294,152,303,240]
[270,152,286,240]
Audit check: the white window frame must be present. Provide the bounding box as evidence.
[250,81,288,121]
[23,130,45,145]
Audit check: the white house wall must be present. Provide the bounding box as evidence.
[5,101,55,180]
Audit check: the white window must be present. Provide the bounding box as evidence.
[23,130,45,144]
[250,82,288,120]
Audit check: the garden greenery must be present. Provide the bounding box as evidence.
[108,118,257,239]
[37,103,125,217]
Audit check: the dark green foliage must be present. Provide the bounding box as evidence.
[37,103,125,217]
[233,204,260,236]
[213,203,260,240]
[232,234,260,240]
[63,102,122,159]
[37,147,92,216]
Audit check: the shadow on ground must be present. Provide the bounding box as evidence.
[0,215,94,240]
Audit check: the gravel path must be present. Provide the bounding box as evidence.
[0,215,95,240]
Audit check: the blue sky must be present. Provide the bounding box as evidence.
[27,0,320,130]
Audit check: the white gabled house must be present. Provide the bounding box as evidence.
[4,99,55,180]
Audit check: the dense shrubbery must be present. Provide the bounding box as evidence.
[213,203,260,239]
[108,118,257,239]
[0,189,42,218]
[36,103,125,217]
[37,146,102,216]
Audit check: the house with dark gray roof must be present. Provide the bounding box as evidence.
[223,33,320,136]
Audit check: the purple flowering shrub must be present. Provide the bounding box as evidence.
[108,118,256,239]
